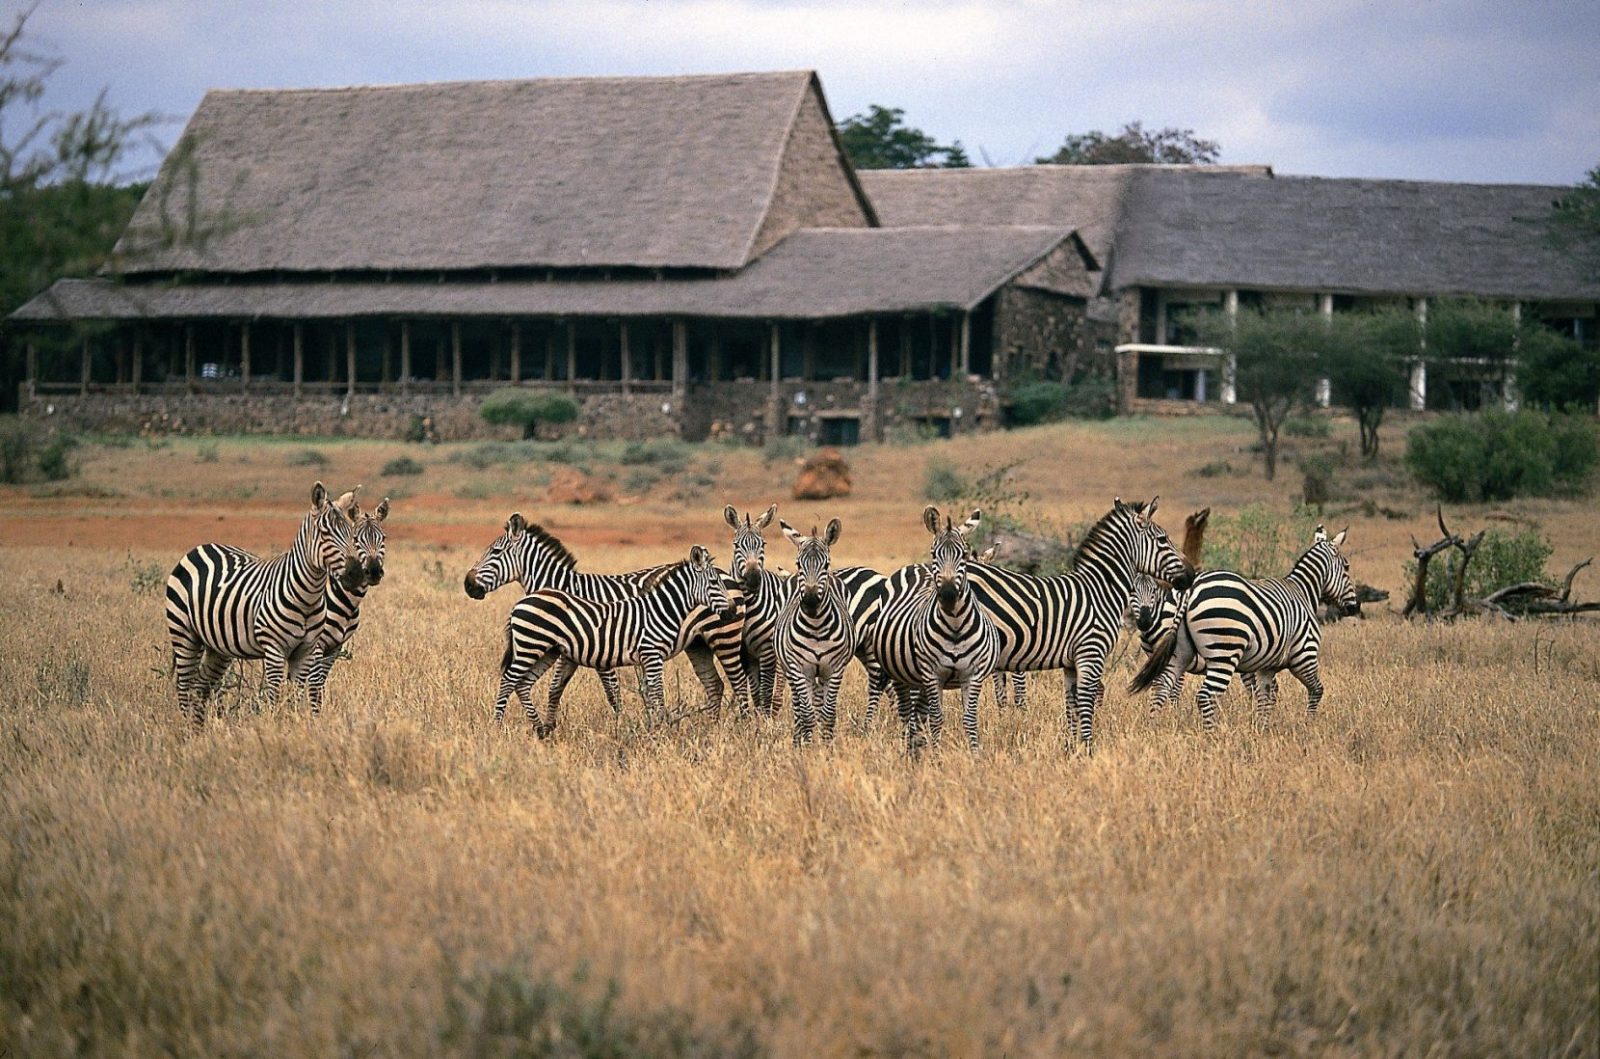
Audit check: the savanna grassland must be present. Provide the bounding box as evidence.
[2,416,1597,1057]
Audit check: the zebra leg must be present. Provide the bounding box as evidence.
[1011,671,1028,710]
[961,678,982,752]
[540,655,577,736]
[716,638,752,717]
[684,642,725,714]
[1249,672,1277,717]
[788,668,814,747]
[1073,659,1106,749]
[863,657,889,730]
[893,682,923,753]
[305,648,335,715]
[172,632,208,727]
[641,655,667,719]
[991,671,1009,708]
[758,650,780,718]
[496,644,552,724]
[1287,656,1324,715]
[1150,635,1196,717]
[819,667,844,743]
[1194,655,1241,731]
[922,678,945,748]
[594,665,623,714]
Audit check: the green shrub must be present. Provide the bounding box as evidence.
[381,456,425,477]
[761,435,808,465]
[195,442,220,463]
[1005,376,1116,426]
[1190,459,1234,478]
[620,440,690,473]
[1406,411,1597,502]
[1203,503,1322,578]
[0,417,77,483]
[36,438,74,481]
[1060,376,1117,420]
[479,388,580,439]
[1299,454,1337,509]
[1284,416,1331,438]
[1407,527,1553,611]
[923,459,967,503]
[882,421,940,446]
[287,448,329,467]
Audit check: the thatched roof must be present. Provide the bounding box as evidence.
[861,165,1273,274]
[19,226,1088,322]
[114,71,871,274]
[1111,170,1600,300]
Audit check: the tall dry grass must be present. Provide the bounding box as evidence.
[3,420,1598,1056]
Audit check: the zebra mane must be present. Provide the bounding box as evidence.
[522,522,579,571]
[1069,500,1146,571]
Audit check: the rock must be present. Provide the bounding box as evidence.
[546,467,613,505]
[793,447,851,500]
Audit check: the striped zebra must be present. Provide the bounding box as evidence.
[296,495,389,712]
[866,507,999,752]
[495,546,731,734]
[974,542,1029,709]
[724,504,788,715]
[773,518,856,745]
[963,498,1194,749]
[465,514,749,714]
[165,482,358,726]
[1128,526,1357,728]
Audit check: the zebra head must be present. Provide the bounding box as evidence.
[1309,525,1359,615]
[1117,496,1195,591]
[1128,573,1168,635]
[309,482,357,587]
[686,544,731,615]
[349,495,390,588]
[723,503,776,592]
[464,512,531,599]
[922,505,981,608]
[781,517,841,615]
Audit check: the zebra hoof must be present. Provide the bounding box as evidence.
[534,722,555,740]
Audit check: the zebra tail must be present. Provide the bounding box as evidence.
[501,620,516,674]
[1128,628,1177,694]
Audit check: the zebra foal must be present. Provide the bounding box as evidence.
[495,545,731,735]
[298,495,390,712]
[1129,526,1358,728]
[773,518,855,745]
[866,507,999,752]
[165,482,358,726]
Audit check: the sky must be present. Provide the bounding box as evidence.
[22,0,1600,187]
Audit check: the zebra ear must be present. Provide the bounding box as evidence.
[1147,495,1160,520]
[689,544,709,565]
[335,490,359,519]
[824,517,842,547]
[780,519,804,546]
[922,506,941,534]
[374,498,390,522]
[1332,528,1348,548]
[311,481,328,509]
[506,512,527,537]
[723,506,740,530]
[977,543,998,562]
[756,504,777,530]
[957,509,981,538]
[1313,524,1328,542]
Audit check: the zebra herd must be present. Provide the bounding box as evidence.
[163,482,1360,751]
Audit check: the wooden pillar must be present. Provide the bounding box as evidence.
[273,327,285,381]
[79,335,90,394]
[399,322,411,396]
[1411,298,1428,411]
[488,329,501,382]
[653,332,664,382]
[185,325,196,392]
[293,324,304,398]
[620,321,632,395]
[346,322,357,398]
[899,318,911,378]
[672,320,687,402]
[25,340,37,395]
[1316,294,1332,408]
[451,322,462,397]
[381,328,393,386]
[326,330,338,384]
[543,328,555,381]
[1222,290,1239,405]
[1506,302,1521,411]
[958,311,971,378]
[435,336,446,382]
[865,317,880,442]
[510,323,522,384]
[565,321,577,393]
[767,322,782,435]
[114,337,126,386]
[240,322,251,391]
[801,324,815,381]
[131,337,143,392]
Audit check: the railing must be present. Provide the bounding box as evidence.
[27,378,678,397]
[1115,343,1237,405]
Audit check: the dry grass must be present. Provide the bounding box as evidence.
[2,417,1597,1057]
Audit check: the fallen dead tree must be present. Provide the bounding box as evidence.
[1404,507,1598,621]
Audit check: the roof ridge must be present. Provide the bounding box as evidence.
[202,70,816,98]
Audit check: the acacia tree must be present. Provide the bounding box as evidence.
[1322,307,1416,459]
[1190,306,1321,480]
[835,105,971,170]
[1036,121,1219,166]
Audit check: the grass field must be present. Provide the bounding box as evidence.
[2,415,1597,1057]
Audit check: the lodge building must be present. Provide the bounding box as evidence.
[11,70,1599,439]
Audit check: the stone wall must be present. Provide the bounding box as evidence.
[749,82,873,259]
[680,377,1001,444]
[991,287,1096,383]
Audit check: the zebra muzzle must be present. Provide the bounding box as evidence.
[464,572,487,599]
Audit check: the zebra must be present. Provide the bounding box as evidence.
[296,495,390,712]
[773,518,856,745]
[495,545,731,735]
[1128,526,1358,729]
[724,504,789,716]
[464,514,749,714]
[866,507,999,752]
[165,482,358,727]
[974,541,1029,710]
[962,498,1194,749]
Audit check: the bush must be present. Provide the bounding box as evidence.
[620,440,690,473]
[1284,416,1331,438]
[761,435,808,465]
[479,388,580,439]
[1408,527,1553,612]
[1203,503,1321,578]
[288,448,329,467]
[1406,411,1597,502]
[196,442,220,463]
[923,459,967,503]
[0,417,77,484]
[381,456,425,477]
[1060,376,1117,420]
[1299,454,1336,508]
[1005,376,1116,426]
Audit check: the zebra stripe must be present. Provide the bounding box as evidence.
[495,546,730,734]
[773,518,856,745]
[866,507,999,752]
[963,497,1193,749]
[298,496,390,711]
[724,503,791,716]
[165,482,358,726]
[465,514,749,713]
[1129,526,1357,728]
